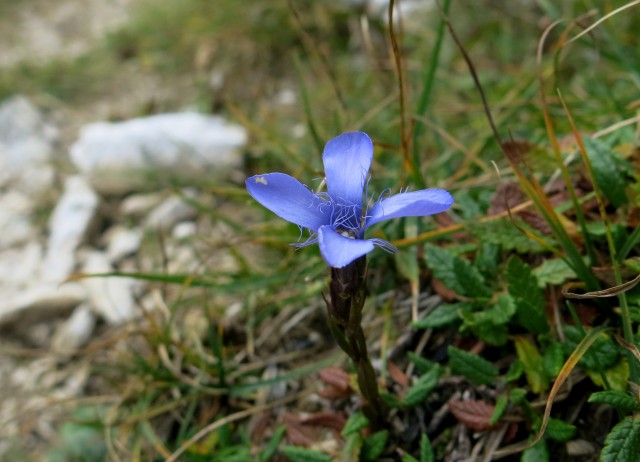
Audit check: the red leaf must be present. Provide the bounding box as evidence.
[448,399,498,432]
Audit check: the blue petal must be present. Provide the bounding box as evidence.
[322,132,373,207]
[318,225,375,268]
[246,173,330,231]
[366,189,454,228]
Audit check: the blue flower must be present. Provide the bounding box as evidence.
[246,131,454,268]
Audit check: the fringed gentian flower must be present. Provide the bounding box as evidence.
[246,131,454,268]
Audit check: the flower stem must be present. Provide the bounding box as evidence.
[326,257,388,429]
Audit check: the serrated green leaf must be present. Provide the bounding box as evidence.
[583,135,630,208]
[544,418,576,442]
[533,258,577,287]
[341,412,369,436]
[468,219,545,253]
[424,245,491,298]
[490,293,517,324]
[281,446,332,462]
[505,256,549,334]
[475,242,501,275]
[589,391,639,413]
[521,438,549,462]
[407,352,438,375]
[563,326,619,372]
[412,303,462,329]
[490,394,508,425]
[452,257,492,298]
[424,244,459,291]
[514,336,549,393]
[419,433,434,462]
[601,416,640,462]
[403,368,441,408]
[361,430,388,461]
[448,346,499,385]
[458,306,508,346]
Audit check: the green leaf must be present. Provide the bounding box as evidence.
[521,438,549,462]
[361,430,388,461]
[453,257,492,298]
[468,219,545,253]
[341,412,369,436]
[475,242,501,275]
[489,293,517,324]
[381,392,403,409]
[543,341,565,377]
[407,352,437,375]
[403,368,441,408]
[458,306,508,346]
[419,433,434,462]
[424,245,491,298]
[583,135,630,207]
[505,256,549,334]
[281,446,332,462]
[412,303,462,329]
[509,388,527,405]
[533,258,577,287]
[448,346,499,385]
[601,416,640,462]
[401,454,419,462]
[563,326,620,371]
[260,426,285,462]
[504,360,524,383]
[544,418,576,442]
[587,360,630,392]
[589,391,639,413]
[514,337,549,393]
[424,244,459,291]
[490,394,508,425]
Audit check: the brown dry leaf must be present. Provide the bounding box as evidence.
[501,139,535,165]
[283,413,318,447]
[488,182,525,215]
[387,360,409,388]
[517,209,552,235]
[301,411,346,431]
[318,367,352,399]
[449,399,498,432]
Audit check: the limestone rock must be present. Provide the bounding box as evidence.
[70,112,247,195]
[0,95,58,195]
[41,176,99,283]
[80,251,138,324]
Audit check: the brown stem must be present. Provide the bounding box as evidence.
[327,257,388,430]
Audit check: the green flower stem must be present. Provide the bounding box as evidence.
[327,256,388,429]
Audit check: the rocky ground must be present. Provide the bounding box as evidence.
[0,2,250,458]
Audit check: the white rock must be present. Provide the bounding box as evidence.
[70,112,247,195]
[0,242,42,289]
[51,304,96,355]
[0,95,58,195]
[105,226,142,264]
[41,176,99,283]
[0,192,35,250]
[80,251,138,324]
[145,192,197,231]
[173,221,197,239]
[0,283,86,328]
[120,191,165,217]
